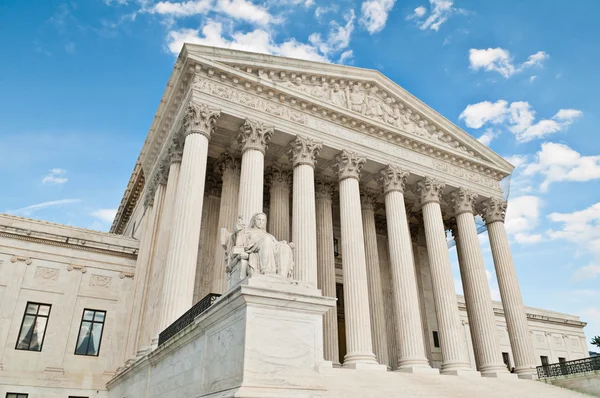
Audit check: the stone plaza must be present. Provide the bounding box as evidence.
[0,45,592,397]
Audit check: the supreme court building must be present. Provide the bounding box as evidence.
[0,45,590,397]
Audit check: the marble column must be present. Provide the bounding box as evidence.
[360,190,389,367]
[143,147,182,347]
[289,136,322,286]
[375,218,399,370]
[265,165,291,241]
[481,198,537,378]
[237,119,273,225]
[450,188,507,376]
[212,152,241,294]
[333,150,379,369]
[315,178,341,366]
[159,103,220,331]
[379,166,432,372]
[416,177,471,374]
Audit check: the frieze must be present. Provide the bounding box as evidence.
[193,76,502,193]
[34,266,59,281]
[90,274,112,288]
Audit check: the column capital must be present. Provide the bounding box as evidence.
[416,177,445,206]
[378,165,409,194]
[360,189,378,211]
[265,164,292,189]
[480,197,507,224]
[288,135,322,168]
[214,151,241,179]
[333,149,366,181]
[450,188,478,216]
[238,119,274,154]
[315,177,336,201]
[445,218,458,239]
[156,162,169,186]
[375,215,387,235]
[143,177,158,208]
[182,102,221,139]
[205,175,222,198]
[167,135,184,164]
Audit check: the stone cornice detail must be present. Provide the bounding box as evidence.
[214,151,241,179]
[360,190,378,211]
[449,188,478,216]
[288,135,322,168]
[333,150,366,181]
[480,197,507,224]
[265,165,292,189]
[315,178,336,201]
[182,102,220,139]
[237,119,274,154]
[378,165,409,195]
[416,177,445,206]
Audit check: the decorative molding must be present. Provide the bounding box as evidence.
[265,164,292,190]
[449,188,478,216]
[67,264,88,273]
[90,274,112,288]
[34,266,59,280]
[480,197,507,224]
[214,151,241,179]
[315,177,336,201]
[120,271,135,279]
[360,189,378,211]
[288,135,322,168]
[237,118,274,154]
[375,215,387,235]
[10,255,32,265]
[416,177,445,206]
[378,164,409,194]
[182,102,221,139]
[333,149,366,181]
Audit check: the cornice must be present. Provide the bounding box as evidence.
[110,159,145,234]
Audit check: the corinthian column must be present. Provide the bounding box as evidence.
[212,152,241,294]
[450,188,507,377]
[195,176,221,302]
[289,136,322,285]
[265,165,291,241]
[379,166,433,372]
[159,102,220,331]
[237,119,273,225]
[315,178,340,366]
[416,177,472,375]
[333,150,381,369]
[481,198,536,379]
[360,190,389,367]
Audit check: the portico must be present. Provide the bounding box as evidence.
[123,44,538,379]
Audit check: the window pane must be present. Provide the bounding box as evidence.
[38,305,50,316]
[75,321,91,355]
[25,303,38,315]
[83,310,94,321]
[87,323,104,356]
[28,316,47,351]
[16,315,35,349]
[94,311,105,322]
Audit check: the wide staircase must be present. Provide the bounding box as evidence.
[318,367,591,397]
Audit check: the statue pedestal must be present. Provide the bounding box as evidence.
[107,274,335,398]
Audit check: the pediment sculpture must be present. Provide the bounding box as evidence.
[221,212,295,288]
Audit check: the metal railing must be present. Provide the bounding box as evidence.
[537,356,600,378]
[158,293,221,346]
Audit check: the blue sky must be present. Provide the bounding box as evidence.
[1,0,599,346]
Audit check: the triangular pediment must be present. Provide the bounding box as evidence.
[182,44,513,177]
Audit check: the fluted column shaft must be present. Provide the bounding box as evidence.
[290,136,321,285]
[334,150,377,367]
[266,166,291,241]
[376,229,398,370]
[483,198,536,377]
[159,103,220,331]
[195,179,221,302]
[452,189,506,375]
[361,193,389,367]
[316,179,340,366]
[418,178,471,373]
[212,153,241,294]
[379,166,431,370]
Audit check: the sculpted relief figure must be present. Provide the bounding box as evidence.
[312,82,330,101]
[364,86,385,121]
[221,213,295,286]
[348,84,366,113]
[282,76,308,94]
[330,83,347,108]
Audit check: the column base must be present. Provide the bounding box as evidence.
[342,362,388,371]
[515,365,538,379]
[395,366,440,375]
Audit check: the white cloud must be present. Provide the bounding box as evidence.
[42,168,68,185]
[411,0,456,31]
[151,0,277,26]
[469,48,549,78]
[7,199,81,217]
[572,265,600,282]
[167,20,329,62]
[530,75,537,83]
[91,208,118,223]
[359,0,395,34]
[413,6,427,17]
[459,101,582,143]
[151,0,213,17]
[338,49,353,63]
[477,129,497,146]
[504,195,542,244]
[523,142,600,191]
[504,154,528,168]
[310,9,355,55]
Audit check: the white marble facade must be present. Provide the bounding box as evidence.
[0,45,590,397]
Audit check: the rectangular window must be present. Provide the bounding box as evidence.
[15,302,51,352]
[502,352,510,368]
[432,331,440,348]
[541,355,549,366]
[75,309,106,356]
[6,393,28,398]
[558,357,566,364]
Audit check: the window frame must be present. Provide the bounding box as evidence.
[74,308,106,357]
[6,393,29,398]
[432,331,440,348]
[15,301,51,352]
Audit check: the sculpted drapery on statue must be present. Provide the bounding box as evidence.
[221,213,295,288]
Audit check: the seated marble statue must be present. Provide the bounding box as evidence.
[221,212,294,280]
